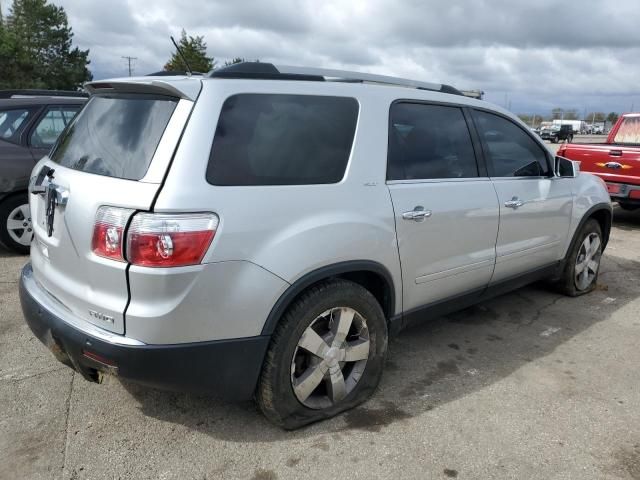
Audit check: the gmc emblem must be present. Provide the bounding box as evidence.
[89,310,115,324]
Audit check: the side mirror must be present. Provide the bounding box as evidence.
[555,156,579,178]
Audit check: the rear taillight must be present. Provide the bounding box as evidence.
[126,213,218,267]
[92,207,135,262]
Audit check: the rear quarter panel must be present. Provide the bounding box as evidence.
[0,139,35,194]
[152,80,403,319]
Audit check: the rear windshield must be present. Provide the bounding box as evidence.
[613,116,640,145]
[50,95,177,180]
[206,94,359,186]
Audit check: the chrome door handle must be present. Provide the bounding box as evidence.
[402,206,432,222]
[504,197,524,209]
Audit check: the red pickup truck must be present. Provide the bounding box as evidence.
[558,114,640,210]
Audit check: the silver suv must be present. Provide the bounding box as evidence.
[20,63,612,429]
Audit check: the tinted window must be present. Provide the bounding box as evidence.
[0,108,31,143]
[50,95,177,180]
[613,116,640,145]
[388,103,478,180]
[473,110,550,177]
[207,94,358,186]
[31,107,80,148]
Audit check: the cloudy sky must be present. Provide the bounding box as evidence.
[5,0,639,115]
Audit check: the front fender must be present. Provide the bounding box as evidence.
[562,172,612,257]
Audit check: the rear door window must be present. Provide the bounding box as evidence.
[388,103,479,180]
[50,95,177,180]
[473,110,551,177]
[206,94,359,186]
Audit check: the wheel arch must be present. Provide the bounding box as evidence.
[589,206,612,248]
[565,203,613,260]
[260,260,397,336]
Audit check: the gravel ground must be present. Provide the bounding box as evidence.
[1,136,638,480]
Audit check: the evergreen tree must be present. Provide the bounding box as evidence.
[224,57,245,66]
[1,0,91,89]
[607,112,620,124]
[164,29,215,73]
[0,4,19,88]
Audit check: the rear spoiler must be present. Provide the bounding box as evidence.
[84,78,201,102]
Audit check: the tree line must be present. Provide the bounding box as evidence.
[163,29,254,73]
[0,1,249,90]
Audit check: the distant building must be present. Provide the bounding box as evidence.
[460,89,484,100]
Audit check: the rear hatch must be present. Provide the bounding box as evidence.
[29,80,199,334]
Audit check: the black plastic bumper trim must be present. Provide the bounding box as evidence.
[19,263,269,400]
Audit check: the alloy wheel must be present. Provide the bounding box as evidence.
[575,232,601,291]
[291,307,370,409]
[6,203,32,246]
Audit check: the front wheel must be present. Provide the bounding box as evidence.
[0,195,32,254]
[256,280,388,429]
[557,219,603,296]
[552,135,559,143]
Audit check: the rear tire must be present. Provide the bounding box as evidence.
[256,279,388,429]
[0,194,32,254]
[556,219,603,297]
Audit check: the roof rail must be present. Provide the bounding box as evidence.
[0,89,88,99]
[146,70,205,77]
[209,62,463,96]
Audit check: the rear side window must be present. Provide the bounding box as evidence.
[613,116,640,145]
[473,110,550,177]
[206,94,359,186]
[50,95,177,180]
[0,108,31,144]
[388,103,479,180]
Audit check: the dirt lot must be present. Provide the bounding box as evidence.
[1,139,639,479]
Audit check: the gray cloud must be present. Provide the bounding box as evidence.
[27,0,640,113]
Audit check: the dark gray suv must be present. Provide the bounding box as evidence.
[0,91,86,253]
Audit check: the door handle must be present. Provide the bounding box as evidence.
[609,150,623,157]
[504,197,524,209]
[402,206,432,222]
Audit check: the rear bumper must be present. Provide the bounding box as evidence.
[19,263,270,400]
[604,181,640,203]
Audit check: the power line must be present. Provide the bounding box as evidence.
[121,56,137,77]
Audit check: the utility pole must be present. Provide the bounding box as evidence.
[122,56,137,77]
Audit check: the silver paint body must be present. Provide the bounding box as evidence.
[25,75,611,346]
